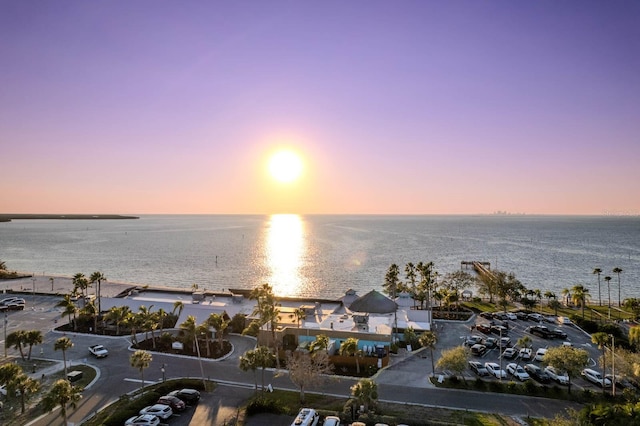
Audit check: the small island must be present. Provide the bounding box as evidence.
[0,214,139,222]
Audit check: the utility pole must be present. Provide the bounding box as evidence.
[3,313,7,358]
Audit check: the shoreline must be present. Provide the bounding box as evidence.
[0,214,139,222]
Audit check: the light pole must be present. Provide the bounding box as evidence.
[50,277,54,291]
[3,313,7,358]
[610,334,616,397]
[161,364,166,382]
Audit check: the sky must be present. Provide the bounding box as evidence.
[1,1,639,215]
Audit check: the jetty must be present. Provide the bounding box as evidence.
[461,261,495,279]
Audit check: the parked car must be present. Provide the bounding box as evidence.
[485,362,507,379]
[491,325,509,335]
[479,312,493,319]
[168,388,201,404]
[88,344,109,358]
[0,297,22,306]
[501,347,518,359]
[550,329,567,339]
[582,369,612,387]
[493,312,508,321]
[543,316,556,324]
[515,311,530,320]
[470,344,487,356]
[527,313,544,322]
[482,337,498,349]
[545,366,569,385]
[605,375,638,390]
[506,363,530,381]
[6,301,25,311]
[505,312,517,321]
[124,414,160,426]
[476,323,492,334]
[157,395,186,412]
[139,404,173,420]
[527,325,552,339]
[469,361,489,376]
[291,408,320,426]
[524,364,551,383]
[464,335,484,347]
[323,416,341,426]
[518,348,532,360]
[499,337,512,348]
[534,348,547,362]
[557,316,574,326]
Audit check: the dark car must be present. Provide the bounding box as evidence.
[515,311,530,320]
[550,329,567,339]
[482,337,498,349]
[479,312,494,319]
[524,363,551,383]
[157,395,186,412]
[527,325,552,339]
[168,388,200,405]
[470,344,487,356]
[464,335,484,347]
[490,325,509,336]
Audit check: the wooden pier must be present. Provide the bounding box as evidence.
[461,261,494,278]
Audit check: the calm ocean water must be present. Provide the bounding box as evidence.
[1,215,638,301]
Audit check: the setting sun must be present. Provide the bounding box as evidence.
[268,150,303,183]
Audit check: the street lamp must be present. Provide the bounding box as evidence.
[4,313,8,358]
[161,364,166,382]
[609,334,616,397]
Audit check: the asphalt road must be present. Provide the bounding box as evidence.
[1,294,588,426]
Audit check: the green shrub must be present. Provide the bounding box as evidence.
[229,313,247,334]
[524,380,539,395]
[245,395,286,416]
[488,380,503,392]
[473,379,486,390]
[506,381,518,394]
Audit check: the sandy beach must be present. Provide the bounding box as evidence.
[1,273,137,298]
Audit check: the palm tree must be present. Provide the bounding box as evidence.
[419,331,438,377]
[24,330,43,360]
[309,334,330,354]
[7,330,27,360]
[72,273,89,298]
[340,337,361,374]
[561,287,571,306]
[82,298,99,334]
[54,336,73,377]
[137,305,157,344]
[43,378,82,424]
[515,336,532,368]
[293,308,306,327]
[549,299,562,316]
[208,312,229,350]
[384,264,401,338]
[249,283,281,368]
[591,332,610,394]
[571,284,590,318]
[89,271,106,313]
[15,372,40,413]
[180,315,198,353]
[157,308,168,334]
[350,378,378,414]
[172,300,184,317]
[593,268,602,306]
[239,349,259,392]
[104,305,131,335]
[613,267,623,307]
[56,295,78,331]
[405,262,417,306]
[254,345,275,391]
[130,350,153,395]
[604,276,612,310]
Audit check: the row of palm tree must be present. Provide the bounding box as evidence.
[6,329,43,360]
[102,302,180,346]
[593,267,624,307]
[178,312,230,357]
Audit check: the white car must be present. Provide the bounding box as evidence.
[88,344,109,358]
[124,414,160,426]
[323,416,341,426]
[582,368,612,387]
[518,348,532,360]
[506,363,530,381]
[505,312,517,320]
[534,348,547,362]
[139,404,173,420]
[545,366,569,385]
[485,362,507,379]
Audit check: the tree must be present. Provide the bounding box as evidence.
[415,261,435,309]
[208,312,230,350]
[286,350,333,403]
[138,305,158,346]
[172,300,184,317]
[593,268,603,306]
[42,379,83,424]
[14,372,40,413]
[383,264,401,339]
[419,331,437,377]
[543,346,589,393]
[571,284,590,318]
[440,271,475,309]
[104,305,131,335]
[308,334,329,354]
[24,329,43,360]
[350,378,378,414]
[254,345,276,391]
[405,262,417,305]
[293,308,306,327]
[629,326,640,351]
[613,267,623,307]
[250,283,281,368]
[72,272,89,298]
[180,315,198,353]
[549,299,562,316]
[81,298,99,334]
[561,287,572,306]
[89,271,106,313]
[124,310,143,345]
[54,336,73,377]
[130,350,153,395]
[592,332,610,394]
[340,337,361,374]
[515,336,532,368]
[56,294,78,331]
[0,363,22,400]
[436,346,470,383]
[7,330,27,360]
[239,349,259,392]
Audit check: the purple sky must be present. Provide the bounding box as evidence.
[2,1,639,215]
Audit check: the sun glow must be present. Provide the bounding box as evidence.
[266,214,305,297]
[268,150,303,183]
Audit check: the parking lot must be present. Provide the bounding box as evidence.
[461,310,606,390]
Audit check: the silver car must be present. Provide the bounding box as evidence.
[544,366,569,385]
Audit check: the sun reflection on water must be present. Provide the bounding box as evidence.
[266,214,305,297]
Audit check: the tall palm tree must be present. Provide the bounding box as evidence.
[72,273,89,298]
[7,330,28,360]
[172,300,184,317]
[207,312,229,350]
[419,331,438,377]
[571,284,591,318]
[180,315,198,352]
[350,378,378,414]
[384,264,401,339]
[561,288,571,306]
[56,295,78,331]
[24,330,43,360]
[254,345,276,391]
[613,267,623,307]
[239,349,259,392]
[15,372,40,414]
[249,283,281,368]
[340,337,361,374]
[593,268,603,306]
[604,276,612,309]
[309,334,330,354]
[104,305,131,335]
[54,336,73,377]
[591,332,610,394]
[42,379,82,424]
[89,271,106,313]
[130,350,153,395]
[293,308,306,327]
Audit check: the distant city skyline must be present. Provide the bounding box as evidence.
[1,1,638,215]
